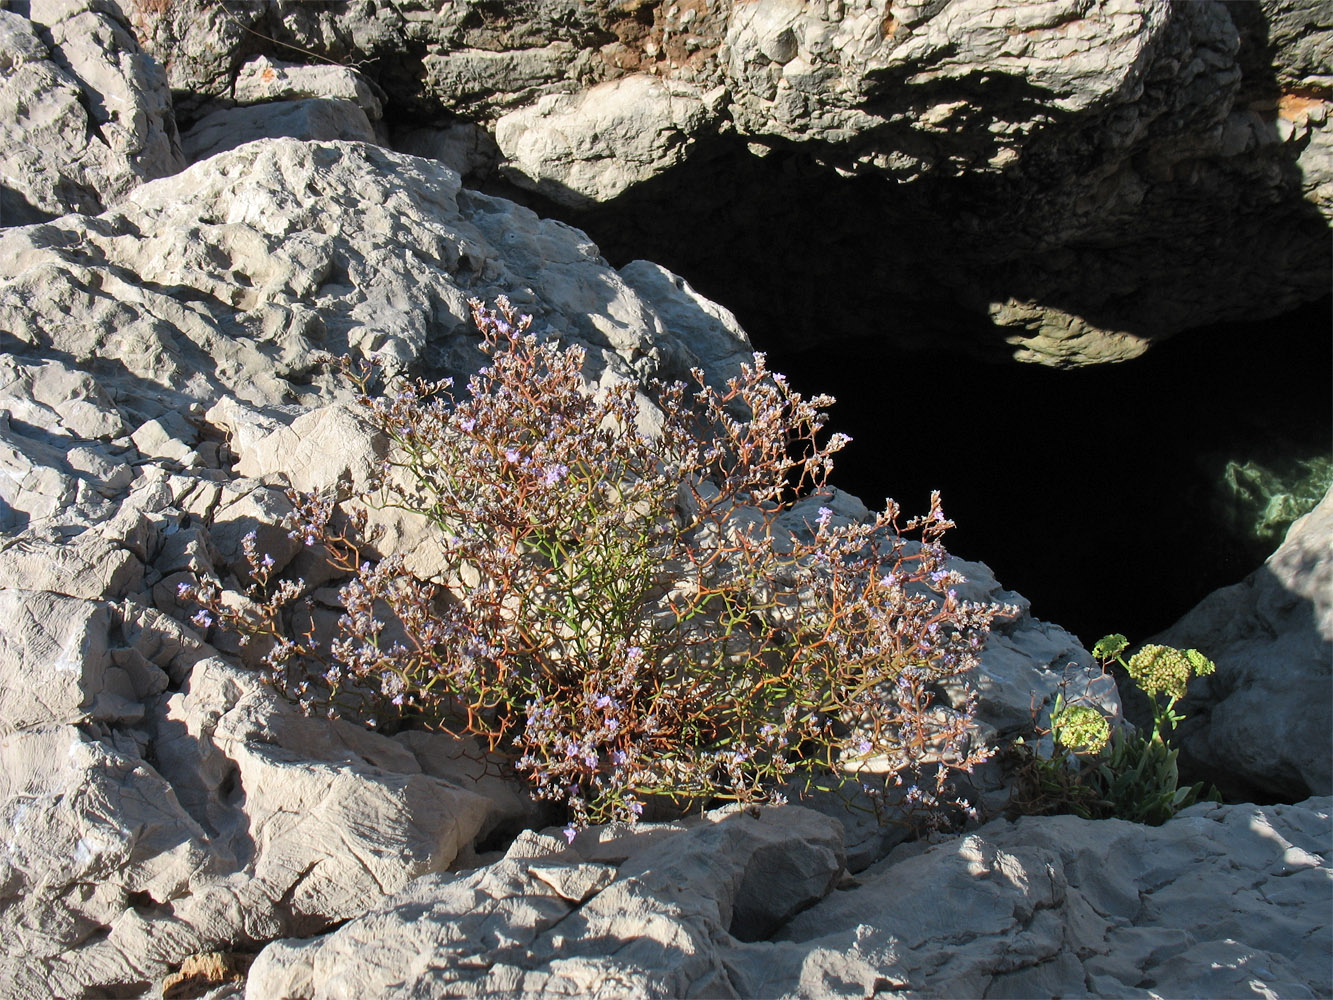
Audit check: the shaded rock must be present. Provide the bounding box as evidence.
[392,121,500,183]
[0,0,182,226]
[1153,485,1333,801]
[181,99,379,164]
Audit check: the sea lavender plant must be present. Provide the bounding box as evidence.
[182,297,1011,829]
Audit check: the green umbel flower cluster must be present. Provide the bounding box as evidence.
[1125,644,1216,701]
[1052,703,1111,756]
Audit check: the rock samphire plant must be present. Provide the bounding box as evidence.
[1011,634,1219,826]
[184,298,1009,832]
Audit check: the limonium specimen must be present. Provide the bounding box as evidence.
[183,298,1010,830]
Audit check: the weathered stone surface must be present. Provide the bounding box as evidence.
[232,54,384,123]
[243,796,1332,999]
[1153,485,1333,801]
[393,121,500,183]
[0,0,183,226]
[0,133,1140,996]
[181,98,379,164]
[244,805,848,1000]
[769,798,1332,1000]
[496,74,724,207]
[130,0,1330,366]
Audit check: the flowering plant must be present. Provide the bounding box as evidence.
[183,298,1008,832]
[1009,634,1220,825]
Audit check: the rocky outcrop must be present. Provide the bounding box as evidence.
[1152,485,1333,803]
[0,0,183,225]
[0,135,1117,997]
[245,797,1333,999]
[127,0,1331,365]
[0,4,1326,996]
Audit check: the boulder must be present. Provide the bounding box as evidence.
[129,0,1330,366]
[231,54,384,123]
[496,74,725,207]
[1152,485,1333,801]
[181,98,380,164]
[0,0,183,226]
[0,135,1124,995]
[242,797,1333,999]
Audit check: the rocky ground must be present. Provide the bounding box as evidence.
[0,2,1329,998]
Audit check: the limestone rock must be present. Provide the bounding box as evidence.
[496,74,724,207]
[392,122,500,183]
[232,55,384,123]
[769,797,1332,999]
[244,805,847,999]
[1152,486,1333,801]
[133,0,1330,365]
[0,0,183,226]
[181,99,379,164]
[242,797,1332,999]
[0,126,1279,998]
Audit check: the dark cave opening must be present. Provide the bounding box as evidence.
[758,294,1332,646]
[492,144,1332,646]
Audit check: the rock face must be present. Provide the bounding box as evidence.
[0,135,1115,997]
[244,797,1333,1000]
[128,0,1331,365]
[1153,485,1333,802]
[0,0,184,225]
[0,4,1326,998]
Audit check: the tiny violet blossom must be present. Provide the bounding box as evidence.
[563,825,578,845]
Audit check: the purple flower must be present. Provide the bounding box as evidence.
[594,694,614,710]
[260,553,276,570]
[458,417,476,432]
[191,610,213,629]
[562,825,578,844]
[542,463,569,486]
[176,581,192,598]
[610,750,629,766]
[815,506,833,529]
[504,447,521,463]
